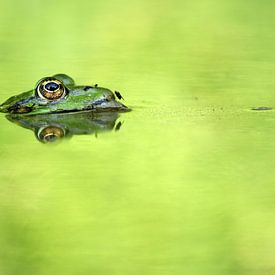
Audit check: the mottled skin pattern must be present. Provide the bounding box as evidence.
[0,74,129,115]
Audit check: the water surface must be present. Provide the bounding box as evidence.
[0,0,275,274]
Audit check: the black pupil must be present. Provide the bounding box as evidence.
[45,82,59,91]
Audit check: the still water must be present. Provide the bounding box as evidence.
[1,0,275,274]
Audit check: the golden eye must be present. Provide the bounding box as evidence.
[36,126,65,143]
[36,78,66,100]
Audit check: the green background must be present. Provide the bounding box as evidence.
[0,0,275,274]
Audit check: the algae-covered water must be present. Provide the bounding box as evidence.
[1,0,275,274]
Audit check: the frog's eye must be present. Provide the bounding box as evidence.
[36,78,66,100]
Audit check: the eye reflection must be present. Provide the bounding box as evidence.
[37,126,65,143]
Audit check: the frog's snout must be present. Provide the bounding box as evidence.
[0,96,17,113]
[0,103,8,113]
[0,102,33,114]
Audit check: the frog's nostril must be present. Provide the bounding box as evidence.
[45,82,59,91]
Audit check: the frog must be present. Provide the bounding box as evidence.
[0,74,129,115]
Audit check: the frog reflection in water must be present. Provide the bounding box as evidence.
[7,111,122,143]
[0,74,129,114]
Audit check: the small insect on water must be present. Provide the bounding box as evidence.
[115,91,124,100]
[251,106,273,111]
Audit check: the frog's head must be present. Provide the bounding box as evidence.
[0,74,129,115]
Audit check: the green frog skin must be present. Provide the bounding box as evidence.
[0,74,129,115]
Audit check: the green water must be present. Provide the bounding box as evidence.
[1,0,275,274]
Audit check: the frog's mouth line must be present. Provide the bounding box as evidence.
[50,107,130,115]
[1,99,130,115]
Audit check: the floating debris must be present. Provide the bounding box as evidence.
[251,106,273,111]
